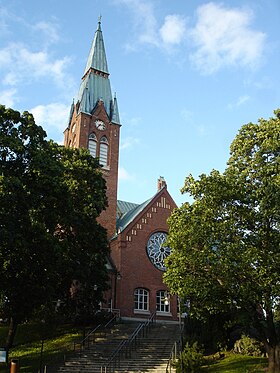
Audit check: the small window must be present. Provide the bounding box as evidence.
[99,136,108,166]
[156,290,170,313]
[88,133,97,157]
[134,288,149,311]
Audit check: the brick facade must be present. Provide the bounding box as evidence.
[110,187,178,321]
[64,100,120,239]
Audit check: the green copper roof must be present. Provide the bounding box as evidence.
[84,20,109,75]
[116,198,153,234]
[76,20,120,124]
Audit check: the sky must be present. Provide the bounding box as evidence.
[0,0,279,206]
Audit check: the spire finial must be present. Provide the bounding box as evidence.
[98,14,102,24]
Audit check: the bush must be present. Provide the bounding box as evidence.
[233,334,263,356]
[176,341,204,372]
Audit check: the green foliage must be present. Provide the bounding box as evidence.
[0,105,109,347]
[164,109,280,370]
[176,341,204,372]
[233,334,263,357]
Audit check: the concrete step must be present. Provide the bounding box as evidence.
[56,322,180,373]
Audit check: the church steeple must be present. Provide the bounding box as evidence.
[83,17,109,75]
[64,18,121,239]
[76,19,120,124]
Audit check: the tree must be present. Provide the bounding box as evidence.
[0,105,109,348]
[164,110,280,372]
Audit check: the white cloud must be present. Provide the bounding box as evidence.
[118,166,134,181]
[0,7,9,36]
[189,3,266,74]
[30,103,69,141]
[0,88,17,107]
[33,21,60,45]
[116,0,158,48]
[227,95,250,110]
[160,15,186,45]
[0,43,72,90]
[120,136,140,150]
[181,108,206,135]
[115,0,187,52]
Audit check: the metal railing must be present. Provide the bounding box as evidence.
[73,310,120,354]
[74,324,102,353]
[166,321,184,372]
[101,311,156,373]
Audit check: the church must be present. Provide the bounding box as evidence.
[63,19,178,322]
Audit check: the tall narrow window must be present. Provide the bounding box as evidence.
[88,133,97,157]
[134,288,149,311]
[99,136,108,166]
[156,290,170,313]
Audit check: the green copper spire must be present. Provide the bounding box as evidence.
[76,19,120,124]
[83,17,109,76]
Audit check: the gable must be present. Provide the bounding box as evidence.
[115,187,177,240]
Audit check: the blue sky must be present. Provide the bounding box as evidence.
[0,0,279,206]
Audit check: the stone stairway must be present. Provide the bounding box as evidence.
[56,322,180,373]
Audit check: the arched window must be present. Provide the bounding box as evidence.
[156,290,170,313]
[99,136,108,166]
[134,288,149,311]
[88,133,97,157]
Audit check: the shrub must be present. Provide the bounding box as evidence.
[176,341,204,372]
[233,334,263,356]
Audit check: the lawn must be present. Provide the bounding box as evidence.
[201,352,267,372]
[0,322,83,373]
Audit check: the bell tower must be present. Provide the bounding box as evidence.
[64,19,121,239]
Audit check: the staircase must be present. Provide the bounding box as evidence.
[56,322,180,373]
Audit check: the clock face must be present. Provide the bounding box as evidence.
[95,120,106,130]
[146,232,171,271]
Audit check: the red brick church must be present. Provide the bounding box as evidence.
[64,20,178,322]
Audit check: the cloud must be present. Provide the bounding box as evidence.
[115,0,158,48]
[0,88,17,107]
[120,136,140,150]
[118,166,134,181]
[227,95,250,110]
[30,103,69,142]
[189,3,266,74]
[160,15,186,46]
[33,21,60,45]
[181,108,206,135]
[115,0,186,51]
[0,6,9,36]
[0,43,73,90]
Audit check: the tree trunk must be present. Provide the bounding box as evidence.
[5,317,18,350]
[267,344,280,373]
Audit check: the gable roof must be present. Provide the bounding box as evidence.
[115,184,177,237]
[116,198,152,234]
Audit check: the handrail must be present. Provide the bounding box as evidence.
[74,310,120,353]
[101,310,157,372]
[166,340,180,373]
[74,324,101,352]
[166,322,183,373]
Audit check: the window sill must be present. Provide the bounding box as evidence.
[156,311,172,317]
[133,310,150,315]
[101,165,110,171]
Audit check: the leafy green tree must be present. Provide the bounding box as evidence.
[164,110,280,372]
[0,105,109,348]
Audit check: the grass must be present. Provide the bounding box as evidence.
[0,322,83,373]
[201,352,268,372]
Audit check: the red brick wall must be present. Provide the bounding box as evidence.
[111,189,178,321]
[63,101,120,239]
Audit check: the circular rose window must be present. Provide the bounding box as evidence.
[146,232,171,271]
